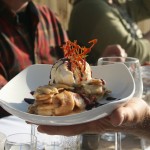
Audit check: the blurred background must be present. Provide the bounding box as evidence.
[34,0,72,31]
[34,0,150,33]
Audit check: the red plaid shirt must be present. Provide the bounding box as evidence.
[0,1,68,88]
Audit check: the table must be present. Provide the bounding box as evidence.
[0,115,31,136]
[0,115,142,150]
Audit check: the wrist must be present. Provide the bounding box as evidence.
[135,105,150,139]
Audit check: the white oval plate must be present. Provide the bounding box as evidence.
[0,63,135,125]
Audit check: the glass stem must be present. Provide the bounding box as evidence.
[31,124,36,150]
[31,124,35,136]
[115,132,122,150]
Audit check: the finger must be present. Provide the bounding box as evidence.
[110,105,138,126]
[110,99,144,126]
[113,45,127,57]
[110,107,125,126]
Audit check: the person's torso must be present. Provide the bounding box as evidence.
[0,2,67,81]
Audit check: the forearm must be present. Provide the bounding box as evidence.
[135,108,150,139]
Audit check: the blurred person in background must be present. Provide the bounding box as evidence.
[68,0,150,65]
[0,0,68,117]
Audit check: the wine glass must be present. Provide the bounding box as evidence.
[4,133,37,150]
[31,124,36,149]
[98,57,143,150]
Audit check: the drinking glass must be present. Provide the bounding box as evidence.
[98,57,143,150]
[4,133,37,150]
[42,134,81,150]
[30,124,81,149]
[31,124,36,147]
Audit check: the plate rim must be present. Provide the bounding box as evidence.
[0,63,135,125]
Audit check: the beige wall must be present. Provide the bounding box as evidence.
[138,19,150,34]
[34,0,72,30]
[34,0,150,34]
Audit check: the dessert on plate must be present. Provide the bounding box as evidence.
[28,39,110,116]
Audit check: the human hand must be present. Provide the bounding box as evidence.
[37,98,150,138]
[102,44,127,57]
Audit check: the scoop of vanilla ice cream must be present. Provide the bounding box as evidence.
[50,58,92,85]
